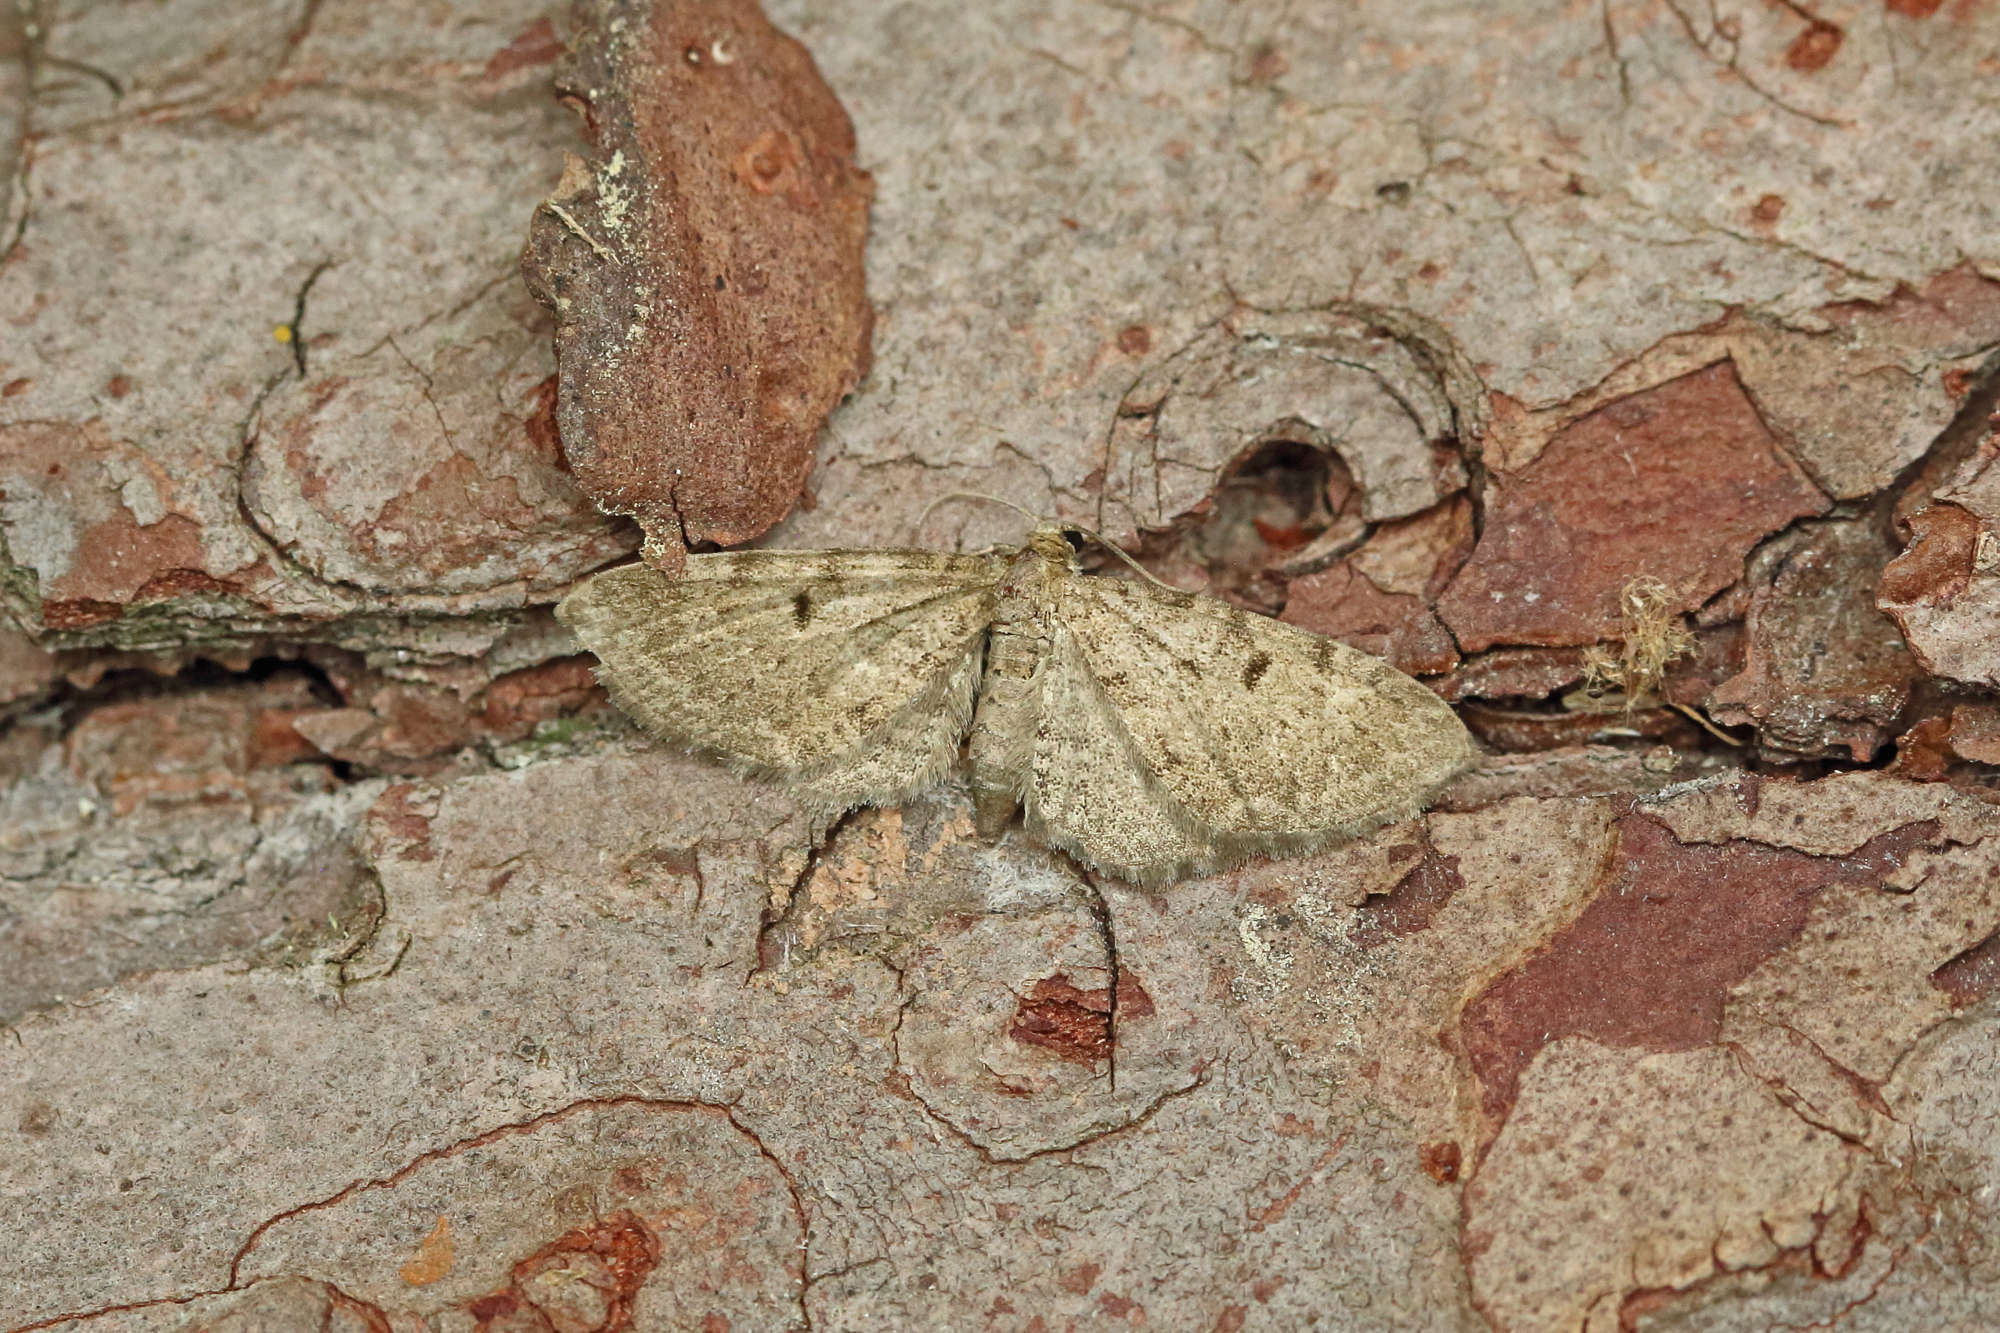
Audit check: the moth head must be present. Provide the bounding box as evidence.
[1026,524,1080,566]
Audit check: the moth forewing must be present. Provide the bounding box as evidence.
[1018,566,1475,883]
[554,549,1004,787]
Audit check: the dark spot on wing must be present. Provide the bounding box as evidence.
[793,590,813,626]
[1243,651,1271,690]
[1313,637,1337,673]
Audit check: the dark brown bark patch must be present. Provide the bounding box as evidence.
[1708,520,1918,760]
[1349,846,1465,949]
[522,0,874,571]
[1437,362,1827,652]
[1282,495,1472,675]
[1281,563,1459,676]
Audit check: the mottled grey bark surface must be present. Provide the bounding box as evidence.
[5,1,2000,1330]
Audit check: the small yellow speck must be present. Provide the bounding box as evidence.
[273,325,293,344]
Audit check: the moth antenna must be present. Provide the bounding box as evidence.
[915,490,1044,540]
[917,492,1180,593]
[1059,521,1181,593]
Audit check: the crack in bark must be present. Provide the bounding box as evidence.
[10,1289,212,1333]
[36,53,123,101]
[885,981,1206,1167]
[354,265,517,365]
[382,333,457,456]
[1246,1126,1353,1233]
[751,807,863,978]
[213,1095,814,1324]
[720,1102,816,1332]
[0,141,28,269]
[801,1254,891,1302]
[230,368,376,614]
[1089,0,1237,61]
[989,439,1061,508]
[1600,0,1634,110]
[1079,873,1121,1093]
[20,1096,814,1332]
[277,0,326,76]
[1,2,47,271]
[283,259,333,378]
[1660,0,1852,129]
[1884,343,2000,527]
[1500,215,1543,288]
[1720,1037,1881,1149]
[1094,306,1233,535]
[1615,1188,1922,1331]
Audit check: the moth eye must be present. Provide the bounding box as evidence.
[793,590,814,625]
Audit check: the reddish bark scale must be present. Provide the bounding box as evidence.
[249,707,325,769]
[1456,701,1693,752]
[1785,21,1843,71]
[1281,562,1460,676]
[522,0,874,570]
[1880,501,1979,607]
[62,678,329,814]
[290,657,608,774]
[1459,813,1940,1128]
[1348,847,1466,949]
[373,783,437,863]
[1933,932,2000,1007]
[1008,973,1155,1065]
[40,599,125,631]
[1432,645,1589,703]
[1437,362,1828,652]
[484,17,566,81]
[1708,520,1918,759]
[480,656,605,730]
[1889,715,1955,781]
[462,1211,661,1333]
[1283,495,1474,676]
[2,421,228,618]
[1948,703,2000,763]
[1117,324,1154,356]
[1418,1140,1462,1183]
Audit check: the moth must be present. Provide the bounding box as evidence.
[556,524,1475,885]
